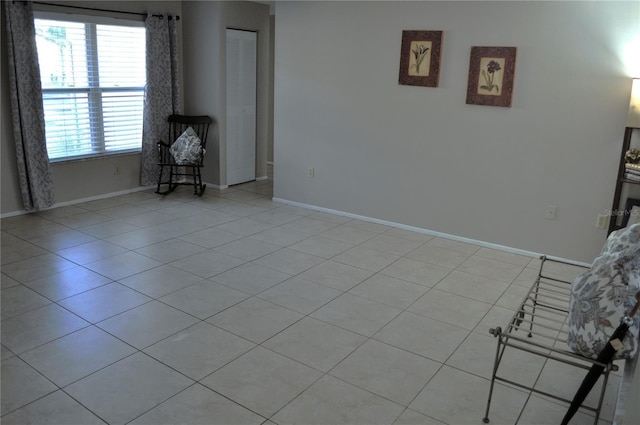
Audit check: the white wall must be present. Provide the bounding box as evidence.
[1,0,182,214]
[182,0,271,187]
[181,1,223,187]
[268,13,275,164]
[273,1,639,263]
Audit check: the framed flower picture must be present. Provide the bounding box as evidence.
[398,30,443,88]
[466,46,517,107]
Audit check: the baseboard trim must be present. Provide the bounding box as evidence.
[3,181,239,218]
[272,197,590,267]
[1,209,29,218]
[256,175,269,182]
[206,182,228,190]
[1,186,156,219]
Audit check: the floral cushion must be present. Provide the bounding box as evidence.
[567,223,640,359]
[169,127,204,165]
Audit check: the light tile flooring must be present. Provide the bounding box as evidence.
[0,176,622,425]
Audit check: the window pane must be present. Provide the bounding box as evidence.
[42,92,92,159]
[102,91,144,151]
[97,25,145,88]
[35,20,88,88]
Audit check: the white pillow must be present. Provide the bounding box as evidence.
[567,223,640,359]
[169,127,204,165]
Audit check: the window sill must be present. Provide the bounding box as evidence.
[49,150,141,164]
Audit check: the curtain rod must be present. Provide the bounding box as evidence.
[31,2,180,20]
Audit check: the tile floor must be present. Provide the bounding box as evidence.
[0,174,622,425]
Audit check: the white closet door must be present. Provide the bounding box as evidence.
[226,29,257,186]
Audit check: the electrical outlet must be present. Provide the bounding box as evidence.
[307,168,314,178]
[544,205,557,220]
[596,214,608,229]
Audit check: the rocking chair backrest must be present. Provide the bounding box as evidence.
[168,114,212,151]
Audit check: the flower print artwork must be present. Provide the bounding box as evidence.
[398,31,442,87]
[478,57,505,95]
[466,46,516,107]
[409,41,431,76]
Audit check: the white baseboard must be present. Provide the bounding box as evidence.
[256,175,269,182]
[1,186,155,219]
[1,209,30,218]
[272,197,591,267]
[2,181,242,218]
[172,181,227,190]
[170,181,228,190]
[206,182,228,190]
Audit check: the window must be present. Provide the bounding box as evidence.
[34,14,145,161]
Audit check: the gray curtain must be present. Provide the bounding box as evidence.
[4,1,55,211]
[140,14,181,186]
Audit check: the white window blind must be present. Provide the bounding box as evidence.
[34,14,145,161]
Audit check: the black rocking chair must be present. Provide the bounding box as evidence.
[156,114,213,196]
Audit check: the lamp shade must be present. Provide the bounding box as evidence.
[628,78,640,128]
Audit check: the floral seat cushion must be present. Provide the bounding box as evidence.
[169,127,204,165]
[567,223,640,359]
